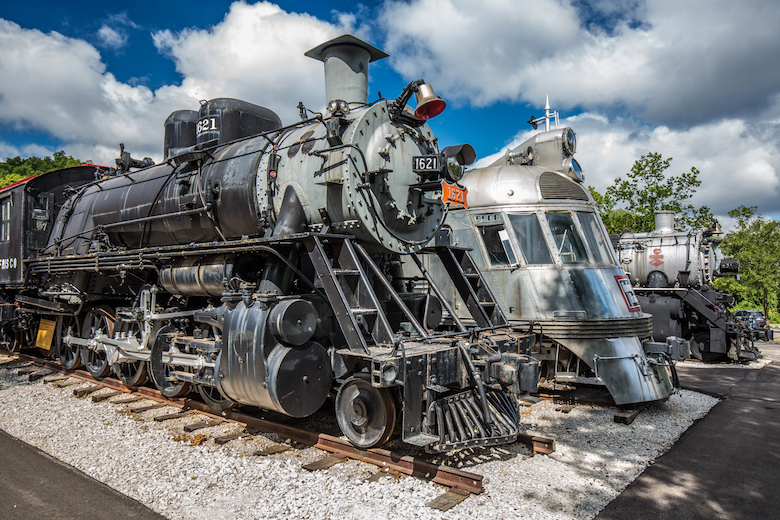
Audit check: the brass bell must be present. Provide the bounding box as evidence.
[413,83,446,120]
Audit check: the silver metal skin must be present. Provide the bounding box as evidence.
[418,160,673,405]
[615,211,717,288]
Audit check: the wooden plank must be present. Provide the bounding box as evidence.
[254,445,292,456]
[28,369,54,381]
[183,420,220,432]
[43,375,70,383]
[614,408,643,425]
[112,396,144,404]
[154,411,191,422]
[73,385,102,398]
[302,455,346,471]
[130,404,165,414]
[214,431,245,445]
[427,490,470,511]
[54,379,81,388]
[91,390,122,403]
[556,405,575,414]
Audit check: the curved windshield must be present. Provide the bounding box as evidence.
[576,211,615,265]
[546,211,589,264]
[507,213,553,264]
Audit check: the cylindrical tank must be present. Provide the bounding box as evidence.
[615,212,718,288]
[216,301,331,417]
[164,110,198,160]
[196,98,282,146]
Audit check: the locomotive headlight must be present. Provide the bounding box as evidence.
[563,128,576,155]
[442,144,476,182]
[327,99,350,116]
[563,157,584,182]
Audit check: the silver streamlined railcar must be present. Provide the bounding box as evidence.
[406,103,682,406]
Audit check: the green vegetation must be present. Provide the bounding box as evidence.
[589,152,714,233]
[714,206,780,323]
[0,151,85,188]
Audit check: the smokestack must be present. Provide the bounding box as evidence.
[305,34,388,106]
[654,211,675,233]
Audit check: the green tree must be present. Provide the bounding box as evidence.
[714,205,780,320]
[0,151,85,187]
[590,152,714,233]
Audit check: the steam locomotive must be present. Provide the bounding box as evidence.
[0,35,540,452]
[404,102,682,406]
[612,212,763,361]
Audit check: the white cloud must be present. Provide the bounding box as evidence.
[97,25,127,49]
[0,3,355,164]
[476,107,780,226]
[380,0,780,127]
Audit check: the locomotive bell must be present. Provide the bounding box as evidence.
[413,83,446,120]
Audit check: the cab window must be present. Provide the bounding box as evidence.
[507,213,553,265]
[1,197,11,242]
[477,224,517,266]
[576,211,615,265]
[546,211,589,264]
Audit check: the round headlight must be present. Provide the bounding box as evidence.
[563,157,584,182]
[563,128,576,156]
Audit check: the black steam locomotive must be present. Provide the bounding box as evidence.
[0,35,539,452]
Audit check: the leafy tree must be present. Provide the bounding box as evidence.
[714,205,780,321]
[590,152,714,233]
[0,151,85,188]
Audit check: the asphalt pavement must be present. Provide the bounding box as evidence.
[596,354,780,519]
[0,429,165,520]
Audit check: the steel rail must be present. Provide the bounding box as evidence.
[12,352,555,493]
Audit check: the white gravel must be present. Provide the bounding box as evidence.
[0,355,720,520]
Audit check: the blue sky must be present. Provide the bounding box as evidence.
[2,1,780,227]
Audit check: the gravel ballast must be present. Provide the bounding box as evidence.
[0,356,720,520]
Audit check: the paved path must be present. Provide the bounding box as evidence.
[596,361,780,520]
[0,429,166,520]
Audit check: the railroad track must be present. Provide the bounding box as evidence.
[1,351,555,509]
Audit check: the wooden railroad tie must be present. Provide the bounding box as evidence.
[28,369,54,381]
[112,396,144,404]
[214,431,246,445]
[43,375,70,383]
[183,420,222,432]
[131,404,166,414]
[254,444,292,456]
[73,385,102,398]
[427,490,471,512]
[302,455,346,472]
[154,411,191,422]
[92,390,123,403]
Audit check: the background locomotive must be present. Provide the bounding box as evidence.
[0,35,540,452]
[612,212,764,361]
[404,102,682,406]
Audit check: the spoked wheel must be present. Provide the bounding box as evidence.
[335,375,397,449]
[80,307,115,378]
[197,384,235,413]
[149,325,191,398]
[111,320,148,388]
[690,332,723,362]
[56,315,82,369]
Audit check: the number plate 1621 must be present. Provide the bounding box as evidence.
[412,155,440,173]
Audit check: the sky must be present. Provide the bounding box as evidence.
[2,0,780,229]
